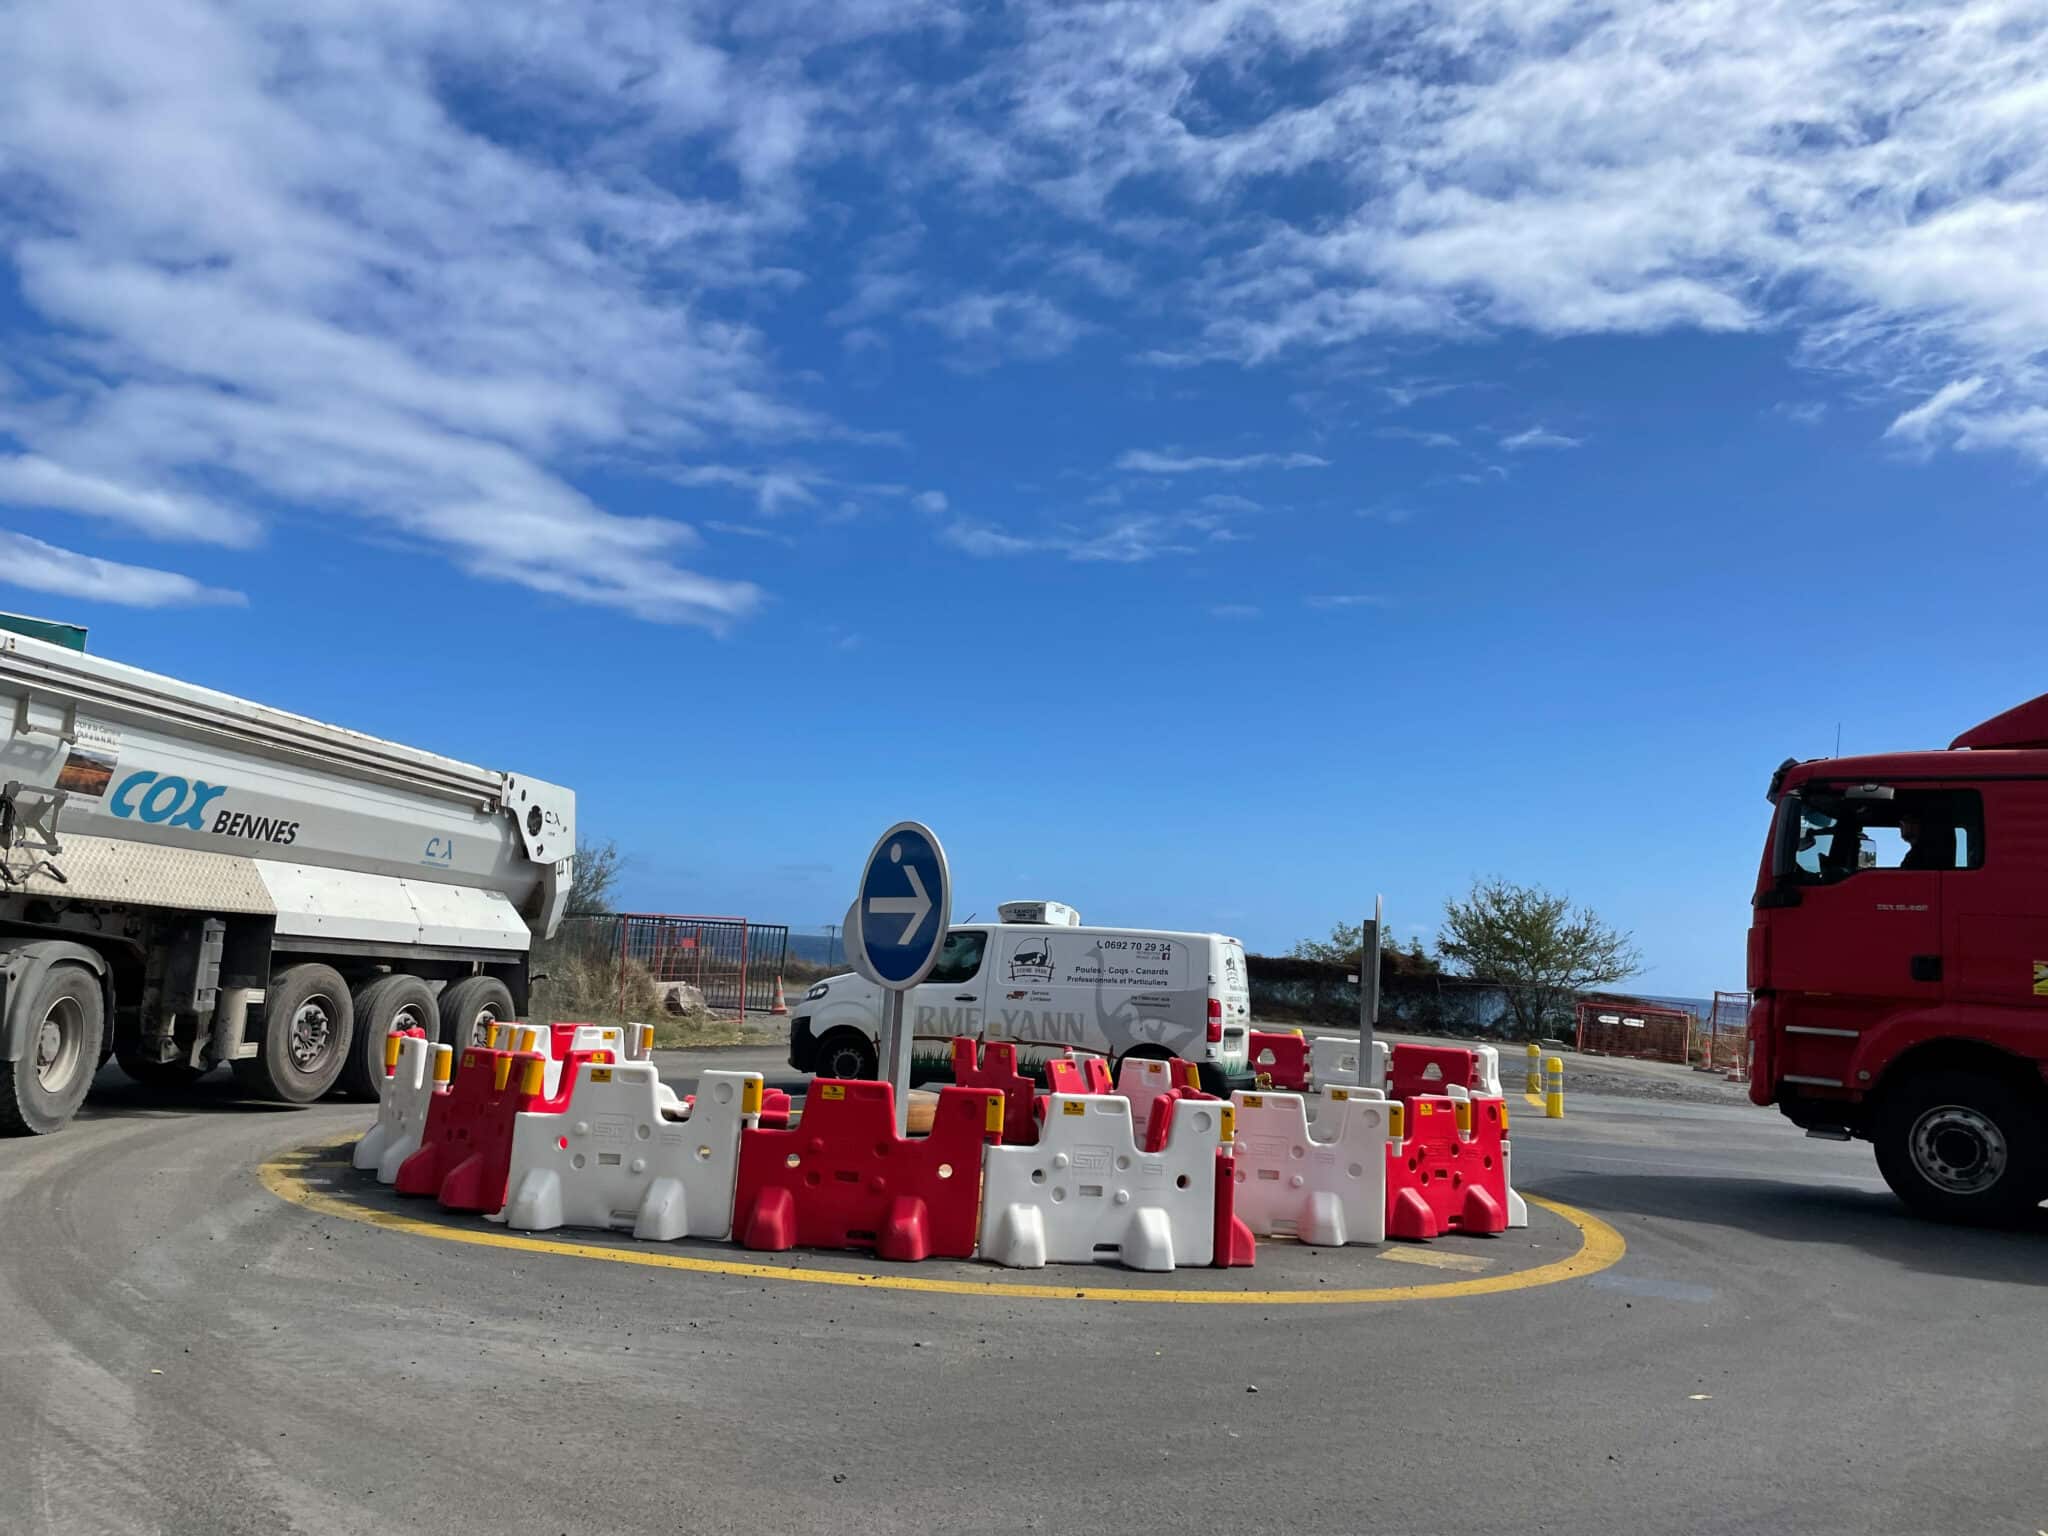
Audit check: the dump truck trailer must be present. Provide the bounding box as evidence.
[0,624,574,1134]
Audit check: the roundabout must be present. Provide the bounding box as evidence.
[262,1132,1626,1305]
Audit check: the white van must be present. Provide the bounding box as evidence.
[788,901,1253,1094]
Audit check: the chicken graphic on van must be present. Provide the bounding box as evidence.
[1006,938,1056,983]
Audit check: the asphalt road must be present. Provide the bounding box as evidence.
[3,1052,2044,1536]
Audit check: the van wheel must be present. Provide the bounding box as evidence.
[0,962,106,1136]
[338,974,442,1100]
[815,1030,877,1080]
[231,963,353,1105]
[1874,1069,2046,1225]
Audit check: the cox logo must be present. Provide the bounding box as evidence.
[110,771,228,830]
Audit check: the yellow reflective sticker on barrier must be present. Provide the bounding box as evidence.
[463,1052,479,1071]
[742,1079,764,1115]
[492,1056,512,1091]
[1242,1094,1264,1109]
[1500,1101,1510,1131]
[1455,1100,1473,1133]
[1062,1101,1087,1116]
[590,1068,612,1083]
[1329,1087,1350,1102]
[820,1084,845,1101]
[1389,1104,1405,1140]
[1417,1101,1434,1116]
[985,1096,1004,1135]
[520,1058,545,1096]
[1220,1104,1236,1142]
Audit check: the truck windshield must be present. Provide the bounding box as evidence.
[1785,788,1981,884]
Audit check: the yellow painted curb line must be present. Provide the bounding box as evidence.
[260,1137,1625,1307]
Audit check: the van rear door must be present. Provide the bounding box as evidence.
[1217,937,1252,1072]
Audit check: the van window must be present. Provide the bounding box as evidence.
[927,929,988,985]
[1789,788,1982,884]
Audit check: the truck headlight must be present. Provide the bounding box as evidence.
[804,982,829,1002]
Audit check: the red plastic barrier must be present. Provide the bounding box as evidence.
[951,1038,1040,1146]
[1384,1095,1510,1240]
[1141,1071,1219,1154]
[1044,1055,1112,1095]
[395,1045,609,1212]
[1248,1030,1310,1091]
[759,1087,793,1130]
[1388,1044,1480,1104]
[731,1080,1002,1261]
[1213,1139,1257,1268]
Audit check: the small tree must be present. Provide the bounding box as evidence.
[567,838,624,917]
[1436,877,1640,1039]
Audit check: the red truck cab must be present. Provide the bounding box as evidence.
[1750,694,2048,1221]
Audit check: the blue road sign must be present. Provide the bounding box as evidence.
[855,821,950,989]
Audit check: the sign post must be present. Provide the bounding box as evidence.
[1359,895,1383,1090]
[845,821,951,1135]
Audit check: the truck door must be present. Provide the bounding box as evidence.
[1766,783,1947,1085]
[908,928,990,1051]
[1943,784,2044,1009]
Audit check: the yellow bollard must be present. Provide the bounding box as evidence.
[1544,1055,1565,1119]
[1525,1042,1542,1095]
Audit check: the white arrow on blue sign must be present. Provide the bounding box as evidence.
[851,821,950,991]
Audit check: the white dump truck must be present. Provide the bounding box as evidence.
[0,619,574,1134]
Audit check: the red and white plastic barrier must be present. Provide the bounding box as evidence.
[500,1064,763,1241]
[395,1042,610,1212]
[732,1080,1002,1261]
[1114,1056,1207,1138]
[978,1093,1227,1271]
[353,1031,450,1184]
[1384,1093,1512,1240]
[951,1037,1041,1146]
[1230,1087,1391,1247]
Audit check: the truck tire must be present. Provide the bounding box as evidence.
[440,975,516,1055]
[231,964,354,1104]
[1873,1069,2047,1225]
[814,1029,877,1081]
[338,973,441,1100]
[0,963,106,1136]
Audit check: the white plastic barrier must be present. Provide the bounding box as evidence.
[352,1034,450,1184]
[1310,1036,1389,1092]
[1231,1088,1390,1246]
[1473,1044,1504,1099]
[499,1064,762,1240]
[979,1094,1223,1271]
[1113,1056,1203,1134]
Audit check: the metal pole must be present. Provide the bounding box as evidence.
[885,989,913,1136]
[1358,894,1382,1091]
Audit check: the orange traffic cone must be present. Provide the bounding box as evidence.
[770,975,789,1016]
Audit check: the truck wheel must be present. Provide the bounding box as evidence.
[814,1029,877,1080]
[231,964,354,1104]
[1874,1069,2047,1225]
[440,975,516,1055]
[0,963,106,1136]
[338,973,441,1099]
[114,1052,208,1090]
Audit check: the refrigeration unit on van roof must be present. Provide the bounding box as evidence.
[996,900,1081,927]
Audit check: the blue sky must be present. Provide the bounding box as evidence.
[3,1,2044,995]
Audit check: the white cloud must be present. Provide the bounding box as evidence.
[0,529,244,608]
[1306,593,1386,610]
[0,455,258,545]
[912,490,949,514]
[1199,493,1262,513]
[1115,449,1329,474]
[0,0,939,629]
[1374,427,1460,450]
[1886,378,1988,442]
[1501,426,1583,452]
[669,466,821,515]
[940,521,1043,558]
[936,0,2048,465]
[914,291,1089,364]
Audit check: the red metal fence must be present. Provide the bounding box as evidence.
[1574,995,1694,1063]
[1699,990,1752,1077]
[614,913,789,1014]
